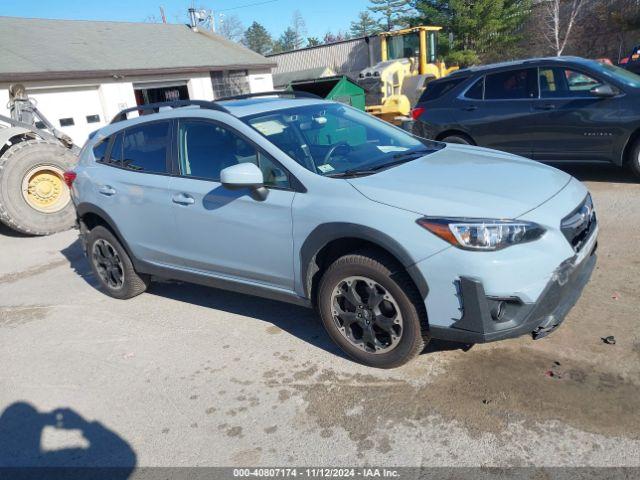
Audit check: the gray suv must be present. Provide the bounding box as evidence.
[68,94,598,368]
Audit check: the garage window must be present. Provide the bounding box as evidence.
[122,122,170,174]
[59,118,75,127]
[211,70,250,98]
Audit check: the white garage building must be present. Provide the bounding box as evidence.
[0,16,276,145]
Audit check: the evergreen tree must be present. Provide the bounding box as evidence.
[323,31,338,44]
[412,0,532,63]
[243,21,273,55]
[307,37,322,47]
[350,11,379,37]
[368,0,413,31]
[274,27,298,52]
[412,0,453,27]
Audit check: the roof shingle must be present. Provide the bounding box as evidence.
[0,16,275,81]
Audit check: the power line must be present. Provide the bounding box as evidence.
[218,0,281,12]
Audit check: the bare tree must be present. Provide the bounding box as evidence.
[218,13,245,42]
[542,0,585,56]
[291,10,307,49]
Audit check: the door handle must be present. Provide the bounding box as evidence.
[463,105,478,111]
[172,193,195,206]
[98,185,116,196]
[535,103,556,111]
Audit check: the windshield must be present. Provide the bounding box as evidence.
[589,61,640,88]
[244,103,443,177]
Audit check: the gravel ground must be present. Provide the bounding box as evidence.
[0,165,638,468]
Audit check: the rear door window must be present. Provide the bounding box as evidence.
[484,68,539,99]
[419,77,467,102]
[122,121,170,174]
[107,132,123,166]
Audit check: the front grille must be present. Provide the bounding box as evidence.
[561,194,597,252]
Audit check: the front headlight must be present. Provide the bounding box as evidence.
[417,217,546,251]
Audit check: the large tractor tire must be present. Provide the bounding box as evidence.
[0,139,77,236]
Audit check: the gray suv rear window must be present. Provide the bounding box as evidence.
[419,77,467,102]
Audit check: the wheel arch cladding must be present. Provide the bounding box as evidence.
[300,223,429,304]
[76,203,135,261]
[435,129,475,144]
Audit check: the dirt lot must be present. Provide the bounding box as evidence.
[0,165,639,468]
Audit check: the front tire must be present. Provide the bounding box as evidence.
[86,226,150,300]
[317,250,428,368]
[441,134,472,145]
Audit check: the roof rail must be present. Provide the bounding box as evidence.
[216,90,322,102]
[110,100,230,124]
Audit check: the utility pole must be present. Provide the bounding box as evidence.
[159,5,167,24]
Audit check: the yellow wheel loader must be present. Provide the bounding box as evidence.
[357,26,458,124]
[0,84,79,236]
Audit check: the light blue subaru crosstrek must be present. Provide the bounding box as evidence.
[69,93,598,368]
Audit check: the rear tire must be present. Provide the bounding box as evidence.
[441,134,472,145]
[86,226,150,300]
[627,138,640,179]
[317,249,429,369]
[0,139,77,235]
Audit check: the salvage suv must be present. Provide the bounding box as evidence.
[68,94,598,368]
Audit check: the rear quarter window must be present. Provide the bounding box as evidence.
[92,138,109,163]
[419,77,467,102]
[465,77,484,99]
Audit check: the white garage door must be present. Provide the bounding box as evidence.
[30,87,105,146]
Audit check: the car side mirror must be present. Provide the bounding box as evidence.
[590,84,617,98]
[220,163,268,201]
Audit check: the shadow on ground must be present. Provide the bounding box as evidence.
[552,164,638,184]
[0,402,135,478]
[60,239,469,361]
[0,222,30,238]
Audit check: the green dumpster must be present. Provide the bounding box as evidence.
[288,76,366,111]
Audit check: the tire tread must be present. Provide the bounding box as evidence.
[318,248,429,368]
[0,138,77,235]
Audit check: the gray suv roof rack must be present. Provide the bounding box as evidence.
[110,100,230,124]
[217,91,321,102]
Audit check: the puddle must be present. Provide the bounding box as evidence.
[0,306,50,328]
[268,348,640,452]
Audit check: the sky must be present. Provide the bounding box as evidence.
[1,0,371,39]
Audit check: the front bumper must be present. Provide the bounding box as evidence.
[428,243,598,344]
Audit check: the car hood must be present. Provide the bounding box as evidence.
[347,144,572,219]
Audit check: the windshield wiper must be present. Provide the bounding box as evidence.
[327,149,434,178]
[392,148,434,160]
[326,169,378,178]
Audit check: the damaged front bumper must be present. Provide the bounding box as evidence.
[429,240,598,345]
